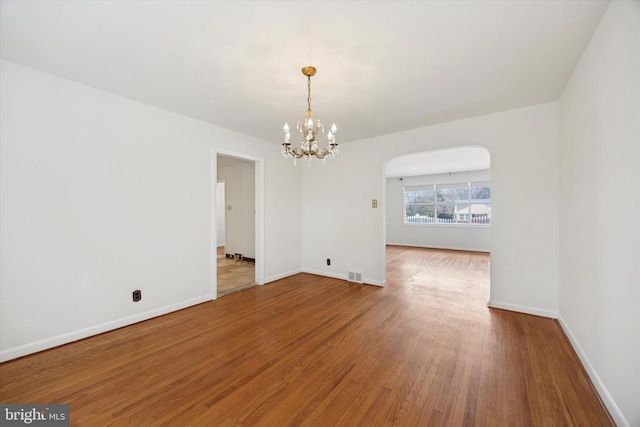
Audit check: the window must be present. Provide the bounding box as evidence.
[404,182,491,225]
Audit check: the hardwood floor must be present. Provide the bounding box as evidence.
[0,246,612,426]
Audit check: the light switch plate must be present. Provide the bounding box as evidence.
[372,199,378,208]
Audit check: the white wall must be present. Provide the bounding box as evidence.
[386,169,491,252]
[0,60,302,361]
[217,161,255,258]
[558,2,640,426]
[302,102,559,316]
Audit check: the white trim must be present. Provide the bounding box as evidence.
[211,155,218,296]
[212,149,266,297]
[302,269,385,287]
[0,294,213,362]
[557,315,629,427]
[303,268,347,281]
[264,269,385,287]
[386,242,490,253]
[364,279,385,287]
[401,223,491,229]
[264,269,303,284]
[254,159,265,285]
[488,300,558,319]
[402,181,491,227]
[381,165,388,285]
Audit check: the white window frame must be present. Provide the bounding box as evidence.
[403,181,491,227]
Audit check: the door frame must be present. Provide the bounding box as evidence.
[212,149,265,298]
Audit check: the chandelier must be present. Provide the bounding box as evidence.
[282,66,338,166]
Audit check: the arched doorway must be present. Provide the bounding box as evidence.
[385,146,491,251]
[383,146,491,298]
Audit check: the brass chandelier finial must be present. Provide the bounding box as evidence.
[282,66,338,166]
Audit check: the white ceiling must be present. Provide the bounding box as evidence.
[0,0,609,146]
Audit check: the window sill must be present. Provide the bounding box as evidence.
[403,223,490,229]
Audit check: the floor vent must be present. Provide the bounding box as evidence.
[348,271,363,284]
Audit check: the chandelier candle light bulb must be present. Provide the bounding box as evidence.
[281,66,339,166]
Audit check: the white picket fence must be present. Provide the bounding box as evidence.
[405,216,490,225]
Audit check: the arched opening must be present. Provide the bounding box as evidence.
[383,146,491,299]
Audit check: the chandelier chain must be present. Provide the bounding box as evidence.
[307,76,312,113]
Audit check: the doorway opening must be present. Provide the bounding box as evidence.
[214,151,264,297]
[383,146,491,299]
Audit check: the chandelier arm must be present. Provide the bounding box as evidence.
[315,148,331,159]
[288,148,306,159]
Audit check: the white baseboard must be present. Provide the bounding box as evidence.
[557,315,629,427]
[301,269,385,287]
[264,268,302,284]
[364,279,385,287]
[302,268,347,281]
[386,242,490,253]
[266,268,385,288]
[488,300,558,319]
[486,304,627,425]
[0,294,214,363]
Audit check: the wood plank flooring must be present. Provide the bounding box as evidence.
[0,246,612,426]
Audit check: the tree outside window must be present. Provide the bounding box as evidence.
[404,182,490,225]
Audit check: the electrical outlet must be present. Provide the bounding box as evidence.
[132,290,142,302]
[327,258,331,266]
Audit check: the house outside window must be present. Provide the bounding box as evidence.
[404,182,490,225]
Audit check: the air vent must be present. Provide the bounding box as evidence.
[348,271,363,284]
